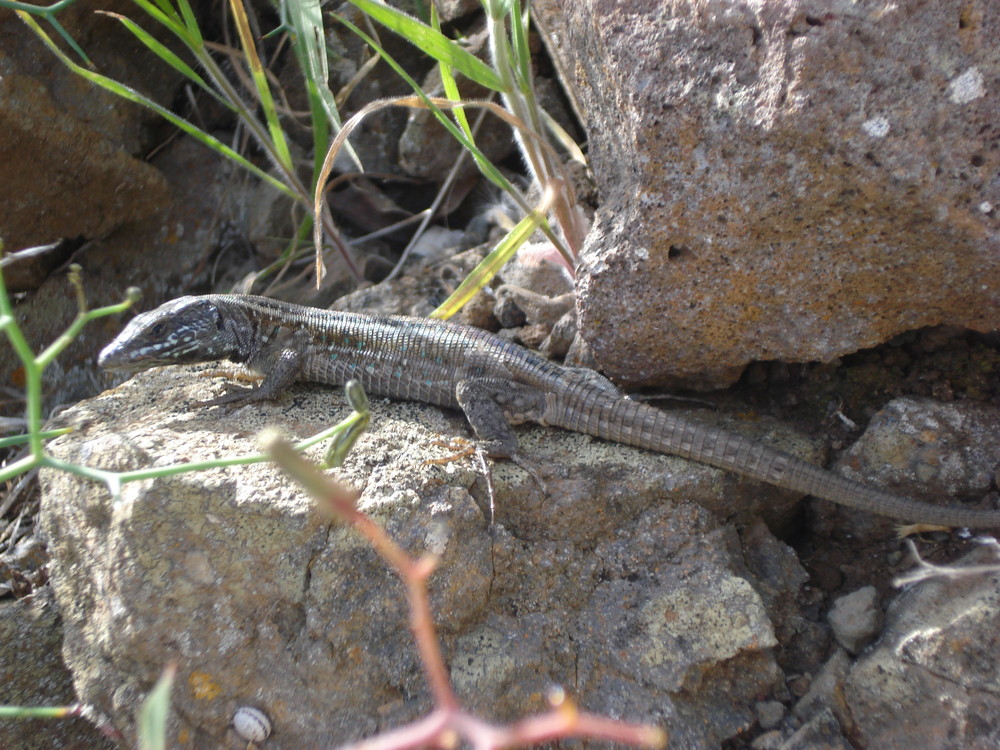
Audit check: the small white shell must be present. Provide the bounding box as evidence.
[233,706,271,744]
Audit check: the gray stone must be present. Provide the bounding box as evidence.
[844,546,1000,747]
[0,588,117,750]
[534,0,1000,389]
[779,707,851,750]
[38,365,800,748]
[751,729,786,749]
[756,699,786,730]
[827,397,1000,537]
[827,586,882,654]
[791,648,851,727]
[837,397,1000,500]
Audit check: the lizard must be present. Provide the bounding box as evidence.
[97,294,1000,528]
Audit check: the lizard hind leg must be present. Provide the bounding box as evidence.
[455,378,549,492]
[455,378,548,457]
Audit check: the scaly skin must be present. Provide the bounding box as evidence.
[98,294,1000,528]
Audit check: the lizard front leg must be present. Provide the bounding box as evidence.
[198,347,304,407]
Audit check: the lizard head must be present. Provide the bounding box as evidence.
[98,296,238,372]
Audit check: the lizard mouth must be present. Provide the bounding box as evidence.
[98,352,135,372]
[97,344,154,372]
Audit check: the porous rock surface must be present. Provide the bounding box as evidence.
[0,588,117,749]
[37,369,1000,747]
[843,546,1000,746]
[39,365,818,749]
[827,396,1000,539]
[0,2,176,285]
[534,0,1000,388]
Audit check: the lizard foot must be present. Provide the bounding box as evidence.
[510,453,548,496]
[469,448,548,527]
[197,369,263,385]
[194,383,273,408]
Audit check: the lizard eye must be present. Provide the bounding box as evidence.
[149,322,166,337]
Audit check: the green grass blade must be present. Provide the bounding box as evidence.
[17,11,297,200]
[305,77,332,186]
[284,0,363,172]
[335,14,513,197]
[99,12,222,102]
[430,205,545,319]
[128,0,188,38]
[173,0,203,46]
[228,0,293,172]
[347,0,504,92]
[145,0,184,24]
[430,4,472,140]
[483,0,514,19]
[44,15,92,65]
[509,0,532,93]
[137,664,175,750]
[0,705,80,719]
[284,0,338,129]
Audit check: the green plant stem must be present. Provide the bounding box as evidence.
[485,5,583,262]
[0,266,136,464]
[28,390,369,495]
[0,704,81,719]
[0,428,72,449]
[0,0,77,11]
[0,0,91,63]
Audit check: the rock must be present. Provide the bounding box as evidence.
[837,397,1000,498]
[756,700,786,730]
[843,546,1000,746]
[533,0,1000,389]
[0,588,117,750]
[827,586,882,654]
[37,365,814,748]
[0,2,181,288]
[791,648,851,727]
[331,243,496,322]
[825,396,1000,537]
[740,520,830,677]
[399,58,516,185]
[751,729,786,749]
[0,536,48,597]
[0,71,169,289]
[434,0,483,22]
[6,135,290,409]
[494,287,575,329]
[325,5,435,177]
[779,707,852,750]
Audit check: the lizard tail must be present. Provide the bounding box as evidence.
[547,393,1000,527]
